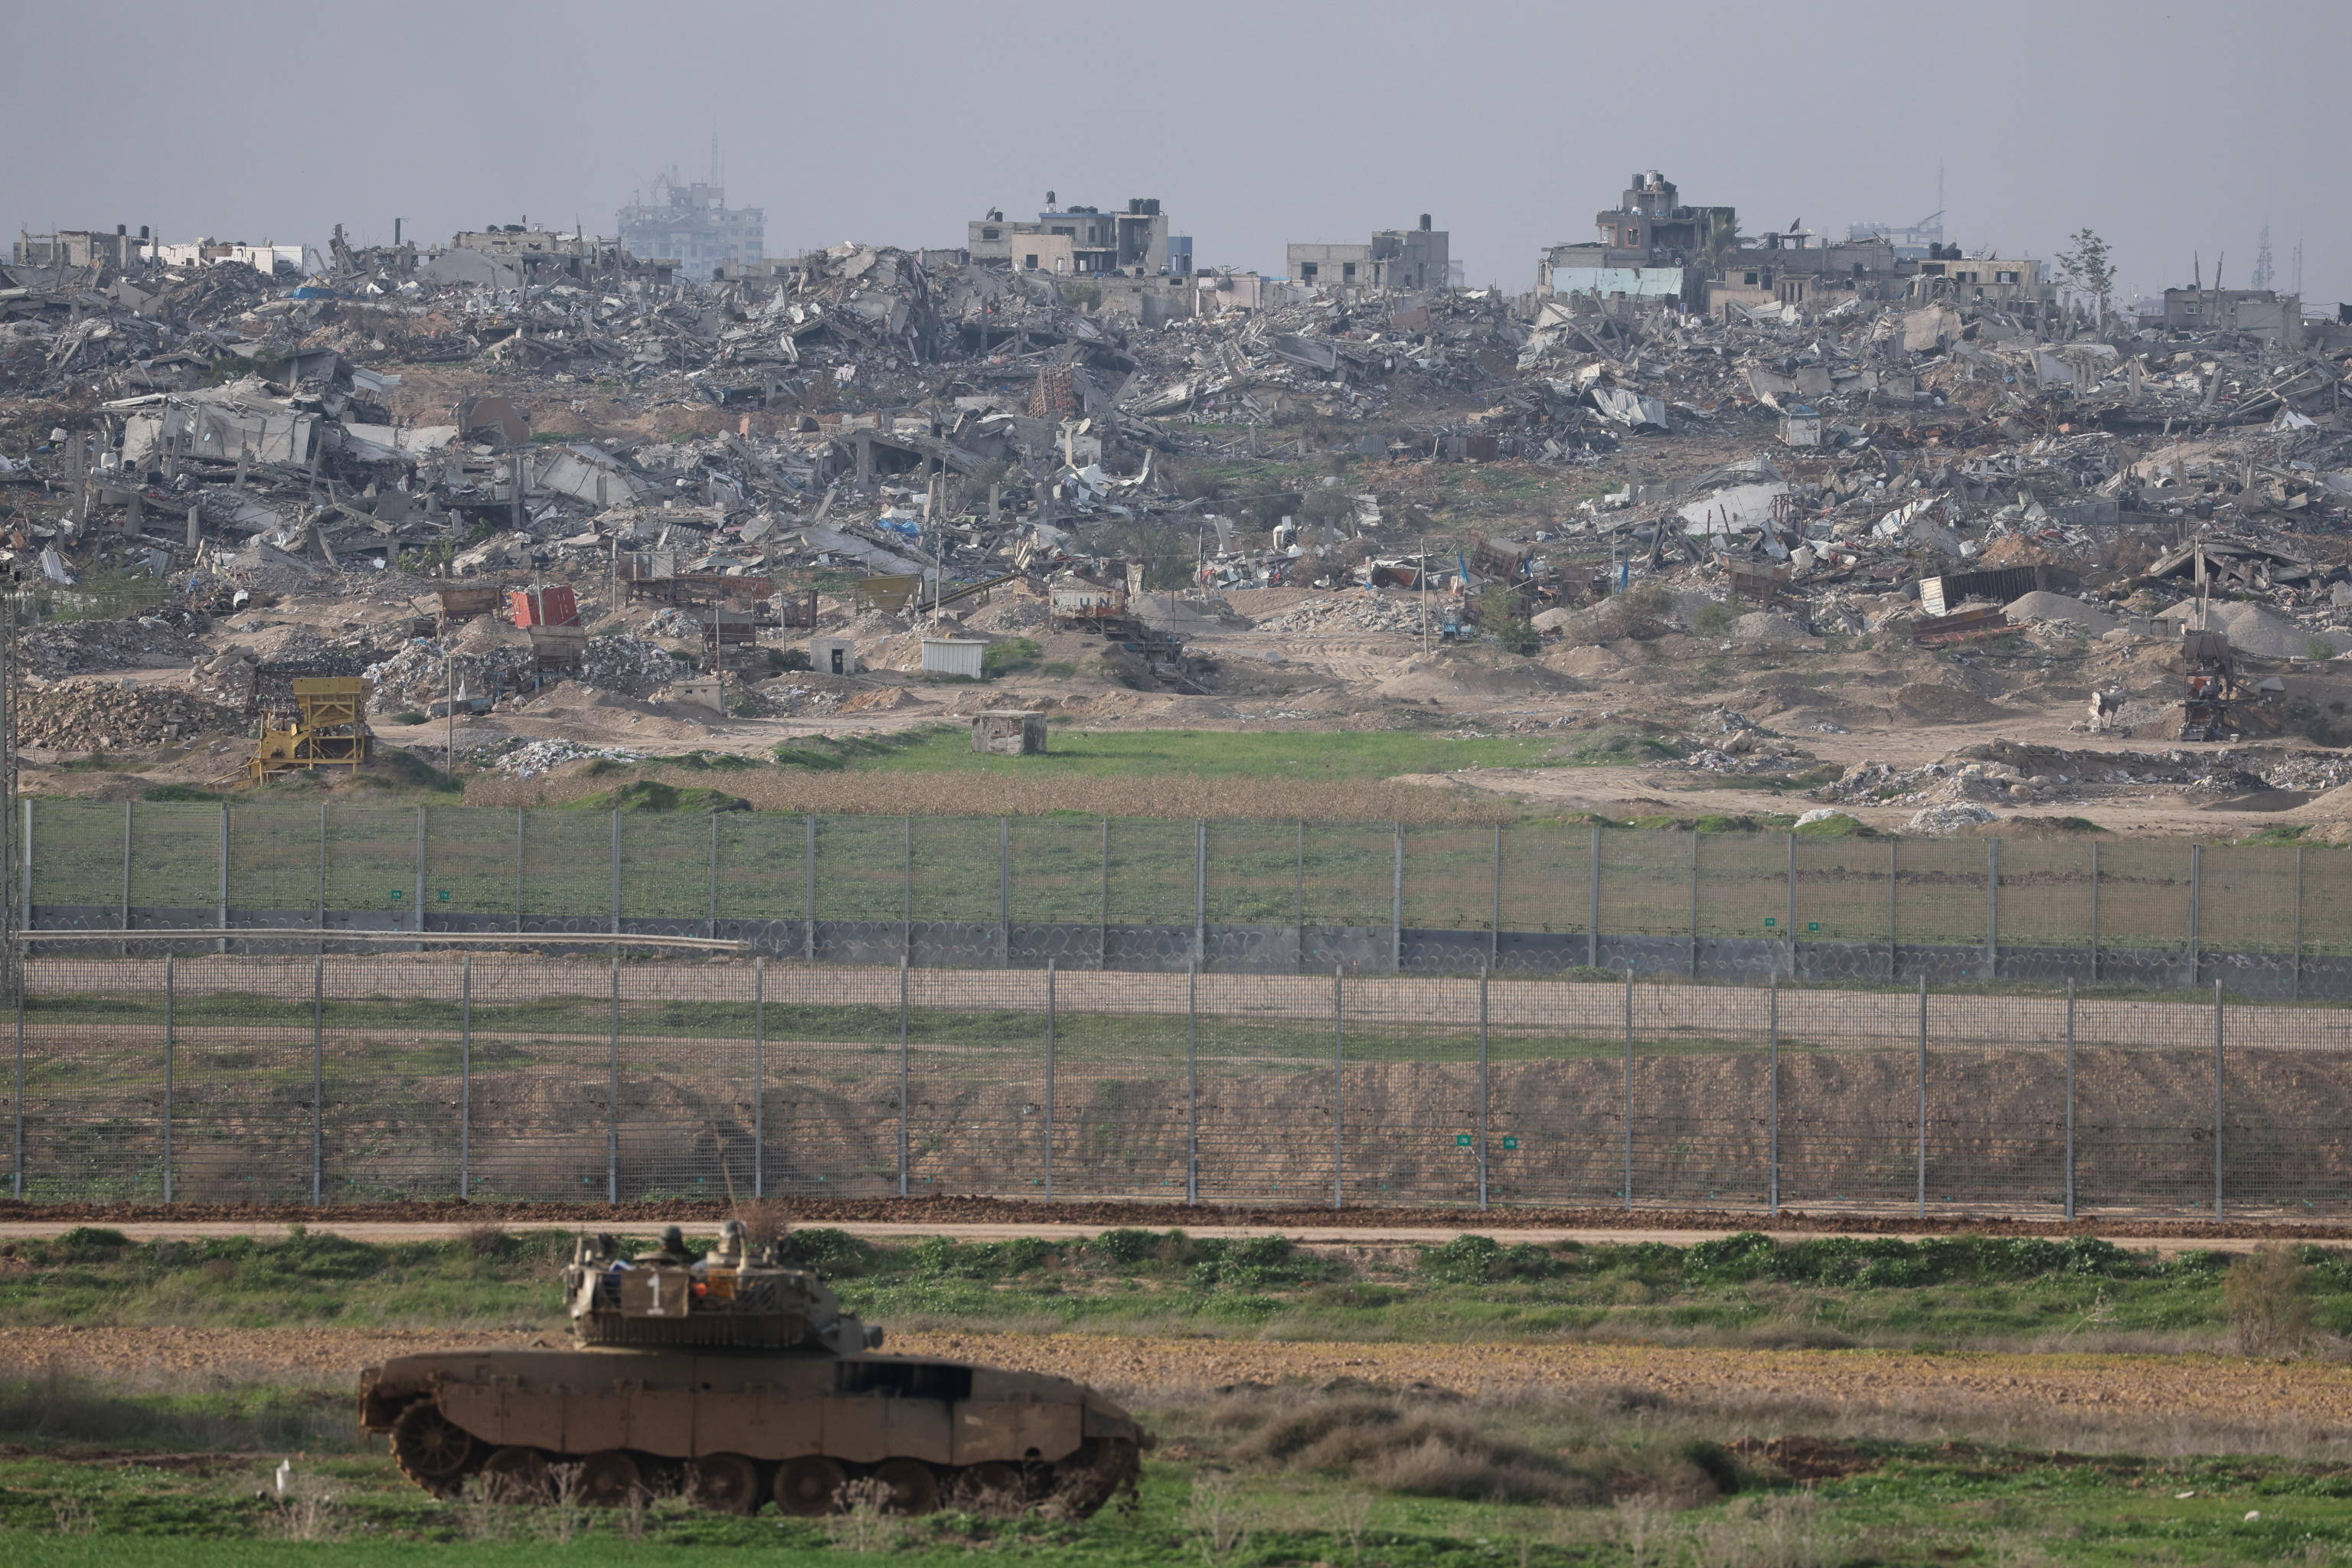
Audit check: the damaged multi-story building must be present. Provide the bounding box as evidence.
[965,197,1185,277]
[1285,216,1450,294]
[1537,172,1738,309]
[617,175,764,281]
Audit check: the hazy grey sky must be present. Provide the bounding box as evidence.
[6,0,2346,303]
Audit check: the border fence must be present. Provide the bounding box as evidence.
[8,952,2351,1217]
[15,799,2350,998]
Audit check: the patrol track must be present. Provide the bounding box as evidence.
[5,1195,2351,1242]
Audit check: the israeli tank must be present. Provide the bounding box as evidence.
[359,1222,1146,1517]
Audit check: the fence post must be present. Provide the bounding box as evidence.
[1915,975,1928,1220]
[20,796,34,937]
[1099,818,1112,972]
[1044,959,1056,1200]
[1887,836,1899,982]
[1768,973,1780,1217]
[459,956,472,1200]
[751,956,765,1200]
[11,973,23,1199]
[512,805,524,933]
[414,803,427,936]
[1477,966,1490,1210]
[999,818,1011,968]
[2063,977,2076,1221]
[1492,825,1504,973]
[318,802,330,954]
[1293,821,1305,975]
[900,816,913,964]
[804,815,818,963]
[1587,825,1602,969]
[1622,969,1635,1210]
[706,812,720,942]
[2088,838,2099,985]
[609,809,623,937]
[2293,847,2305,1002]
[2187,842,2202,991]
[119,800,132,945]
[162,952,175,1204]
[1784,832,1798,980]
[217,802,230,953]
[1984,837,2000,982]
[1391,822,1404,974]
[1184,961,1197,1204]
[897,956,910,1197]
[2213,978,2225,1221]
[1332,965,1344,1211]
[1194,821,1208,968]
[1688,830,1701,979]
[311,955,325,1205]
[606,952,620,1203]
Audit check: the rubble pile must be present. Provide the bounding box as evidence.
[486,738,645,778]
[1255,590,1427,635]
[22,616,205,676]
[580,633,681,697]
[18,683,238,750]
[361,641,537,715]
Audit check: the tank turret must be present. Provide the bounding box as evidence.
[564,1221,884,1354]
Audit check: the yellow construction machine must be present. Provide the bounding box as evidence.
[250,678,374,782]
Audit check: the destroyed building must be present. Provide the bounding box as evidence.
[968,198,1178,276]
[1287,216,1449,293]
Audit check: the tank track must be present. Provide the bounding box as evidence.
[387,1400,1137,1521]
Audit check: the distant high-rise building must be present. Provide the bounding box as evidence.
[618,173,763,279]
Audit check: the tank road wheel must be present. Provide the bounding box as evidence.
[871,1458,941,1515]
[479,1446,550,1504]
[686,1452,763,1515]
[575,1449,644,1508]
[949,1460,1026,1515]
[773,1455,848,1516]
[390,1400,479,1497]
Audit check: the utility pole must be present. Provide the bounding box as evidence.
[1419,534,1429,652]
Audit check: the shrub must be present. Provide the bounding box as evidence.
[1692,600,1738,638]
[2225,1243,2314,1357]
[982,637,1041,678]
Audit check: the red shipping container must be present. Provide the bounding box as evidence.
[508,586,580,628]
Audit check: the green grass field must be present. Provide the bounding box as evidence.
[0,1225,2325,1353]
[4,1228,2350,1563]
[775,727,1576,782]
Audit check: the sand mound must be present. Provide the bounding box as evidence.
[1732,612,1814,645]
[1896,683,2007,724]
[1376,653,1579,700]
[2158,599,2343,658]
[2003,591,2119,634]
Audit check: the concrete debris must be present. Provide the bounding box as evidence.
[488,738,647,778]
[18,681,237,750]
[1903,803,2001,836]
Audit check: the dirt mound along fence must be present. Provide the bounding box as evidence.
[8,955,2347,1217]
[15,799,2347,999]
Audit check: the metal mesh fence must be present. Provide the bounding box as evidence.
[21,799,2352,999]
[11,953,2352,1216]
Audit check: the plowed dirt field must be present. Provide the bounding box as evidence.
[8,1325,2347,1436]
